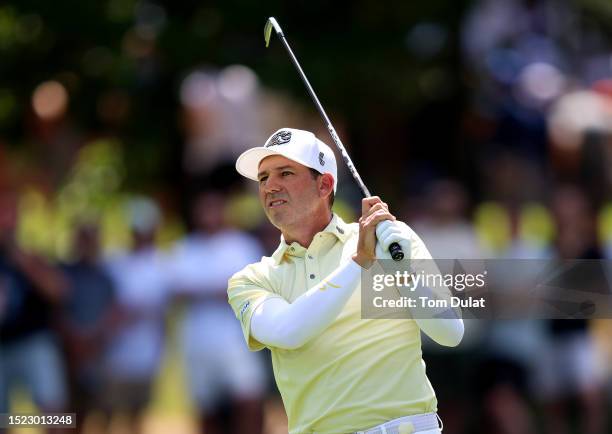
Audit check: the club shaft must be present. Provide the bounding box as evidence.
[268,19,404,261]
[276,33,371,198]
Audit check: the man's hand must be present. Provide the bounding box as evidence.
[353,196,395,269]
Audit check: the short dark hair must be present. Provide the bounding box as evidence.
[309,168,335,209]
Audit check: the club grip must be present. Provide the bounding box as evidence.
[389,242,404,261]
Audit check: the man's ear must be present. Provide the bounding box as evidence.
[319,173,334,199]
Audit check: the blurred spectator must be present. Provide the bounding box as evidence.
[413,179,482,259]
[179,66,266,175]
[58,222,117,433]
[413,180,484,433]
[475,200,548,434]
[103,197,171,434]
[170,189,266,434]
[0,190,69,423]
[535,185,607,434]
[548,94,612,206]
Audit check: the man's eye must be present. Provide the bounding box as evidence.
[259,176,268,183]
[282,171,292,176]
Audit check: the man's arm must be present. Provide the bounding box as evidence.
[376,220,464,347]
[409,288,464,347]
[9,245,68,303]
[251,197,394,350]
[251,259,361,349]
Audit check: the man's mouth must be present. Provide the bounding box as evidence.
[268,199,287,208]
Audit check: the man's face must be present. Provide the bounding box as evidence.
[257,155,321,230]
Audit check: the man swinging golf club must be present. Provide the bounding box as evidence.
[228,127,464,434]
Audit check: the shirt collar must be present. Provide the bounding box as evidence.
[270,213,352,265]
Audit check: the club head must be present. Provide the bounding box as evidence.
[264,17,281,47]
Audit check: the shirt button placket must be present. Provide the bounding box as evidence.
[307,249,316,281]
[307,256,316,280]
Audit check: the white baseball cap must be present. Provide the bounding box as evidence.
[236,128,337,192]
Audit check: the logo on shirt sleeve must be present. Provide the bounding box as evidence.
[239,300,251,323]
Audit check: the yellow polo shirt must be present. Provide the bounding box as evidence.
[227,214,437,434]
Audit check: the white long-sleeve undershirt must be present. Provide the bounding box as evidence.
[410,286,465,348]
[251,258,464,350]
[251,258,361,350]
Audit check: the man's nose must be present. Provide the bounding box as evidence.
[264,175,282,193]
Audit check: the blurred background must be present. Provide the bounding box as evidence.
[1,0,612,433]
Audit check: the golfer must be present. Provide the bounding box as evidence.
[228,128,464,434]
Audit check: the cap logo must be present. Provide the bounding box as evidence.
[318,152,325,166]
[265,130,292,147]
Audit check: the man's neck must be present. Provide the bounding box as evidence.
[282,211,333,248]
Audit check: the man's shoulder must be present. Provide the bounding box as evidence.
[229,254,276,285]
[404,222,425,241]
[334,213,359,237]
[345,221,359,234]
[400,221,435,260]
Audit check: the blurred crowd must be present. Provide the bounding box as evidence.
[2,0,612,433]
[2,177,612,434]
[0,190,272,434]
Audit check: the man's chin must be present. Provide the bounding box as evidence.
[266,209,290,228]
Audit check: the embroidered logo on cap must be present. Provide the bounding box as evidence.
[318,152,325,166]
[265,130,292,147]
